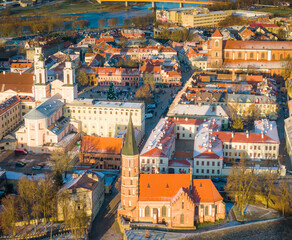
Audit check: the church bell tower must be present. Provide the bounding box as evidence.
[118,115,140,221]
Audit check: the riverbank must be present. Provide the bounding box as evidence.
[5,0,146,18]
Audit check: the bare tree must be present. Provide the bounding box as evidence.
[18,177,34,236]
[276,180,292,216]
[49,151,74,178]
[225,160,258,216]
[257,173,278,209]
[39,176,55,232]
[0,195,19,237]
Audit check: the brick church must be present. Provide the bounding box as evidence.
[207,27,292,75]
[118,116,225,227]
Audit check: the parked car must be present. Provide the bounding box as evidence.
[145,113,153,119]
[147,109,154,114]
[32,165,43,170]
[14,149,28,156]
[147,103,157,110]
[15,161,26,167]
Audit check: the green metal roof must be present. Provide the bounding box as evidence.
[122,114,139,156]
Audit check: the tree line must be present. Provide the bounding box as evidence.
[208,0,284,11]
[226,160,292,216]
[0,151,88,239]
[0,16,89,37]
[97,15,153,29]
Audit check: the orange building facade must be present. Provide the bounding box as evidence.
[207,28,292,76]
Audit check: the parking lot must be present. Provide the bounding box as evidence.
[0,152,51,175]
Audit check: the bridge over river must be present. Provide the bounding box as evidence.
[98,0,217,8]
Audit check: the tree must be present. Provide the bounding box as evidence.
[225,160,258,216]
[282,57,292,83]
[277,28,286,40]
[39,176,55,232]
[107,82,116,100]
[76,69,89,87]
[232,117,244,130]
[135,84,152,102]
[18,177,34,236]
[257,173,278,209]
[53,170,64,190]
[0,195,19,236]
[108,17,120,27]
[275,180,292,216]
[143,73,155,91]
[98,18,106,28]
[49,151,74,178]
[243,104,260,124]
[123,18,130,28]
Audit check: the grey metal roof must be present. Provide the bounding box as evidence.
[24,94,64,120]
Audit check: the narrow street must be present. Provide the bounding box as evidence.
[89,177,122,240]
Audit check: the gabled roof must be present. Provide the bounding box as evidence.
[192,179,223,203]
[139,174,190,201]
[81,136,122,154]
[0,72,34,93]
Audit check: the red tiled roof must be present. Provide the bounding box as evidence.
[169,159,192,167]
[212,132,279,144]
[195,150,222,159]
[174,151,193,159]
[224,40,292,50]
[139,174,190,201]
[172,118,206,125]
[81,136,122,154]
[250,23,279,28]
[0,72,34,93]
[192,179,223,203]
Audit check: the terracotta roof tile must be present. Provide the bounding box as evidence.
[192,179,223,203]
[139,174,190,201]
[0,72,34,93]
[81,136,122,154]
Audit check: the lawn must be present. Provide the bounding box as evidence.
[256,7,292,17]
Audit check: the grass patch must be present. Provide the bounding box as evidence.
[255,7,292,17]
[196,219,226,229]
[233,206,248,222]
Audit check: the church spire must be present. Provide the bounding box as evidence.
[122,114,139,156]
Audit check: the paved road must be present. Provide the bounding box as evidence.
[89,176,122,240]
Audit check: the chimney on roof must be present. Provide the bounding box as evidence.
[261,131,264,139]
[3,71,5,75]
[232,131,234,138]
[246,130,249,138]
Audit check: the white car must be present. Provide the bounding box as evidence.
[145,113,153,119]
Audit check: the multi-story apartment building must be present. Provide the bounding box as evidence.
[15,94,80,153]
[193,119,280,177]
[58,170,105,221]
[0,96,21,141]
[173,118,205,140]
[193,119,223,177]
[140,118,175,174]
[64,100,145,144]
[93,67,140,87]
[181,11,232,28]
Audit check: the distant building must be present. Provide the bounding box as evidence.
[207,27,292,75]
[58,170,105,221]
[121,29,145,39]
[80,136,123,169]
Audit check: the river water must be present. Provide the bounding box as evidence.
[64,2,201,28]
